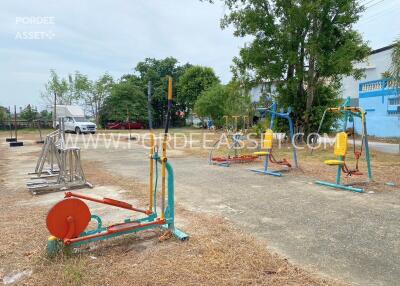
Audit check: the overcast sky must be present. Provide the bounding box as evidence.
[1,0,399,110]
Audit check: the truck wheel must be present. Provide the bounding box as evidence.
[75,127,81,134]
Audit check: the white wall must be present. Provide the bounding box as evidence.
[341,47,393,99]
[250,85,263,102]
[250,83,278,103]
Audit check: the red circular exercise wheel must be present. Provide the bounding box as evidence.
[46,198,91,240]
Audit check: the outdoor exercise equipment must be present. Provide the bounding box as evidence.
[209,115,258,167]
[314,98,372,193]
[33,118,45,144]
[126,105,137,141]
[45,77,188,256]
[209,132,259,167]
[31,121,63,176]
[27,118,92,194]
[8,106,24,147]
[223,115,250,133]
[5,106,16,143]
[250,103,298,176]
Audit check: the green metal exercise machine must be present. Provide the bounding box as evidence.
[314,98,372,193]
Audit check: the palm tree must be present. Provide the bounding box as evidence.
[389,40,400,152]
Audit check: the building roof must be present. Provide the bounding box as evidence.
[371,44,396,55]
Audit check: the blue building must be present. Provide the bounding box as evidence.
[358,79,400,137]
[249,45,400,138]
[341,44,400,138]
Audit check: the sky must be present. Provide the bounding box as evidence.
[0,0,399,111]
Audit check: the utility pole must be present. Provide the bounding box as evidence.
[147,81,153,129]
[53,92,57,129]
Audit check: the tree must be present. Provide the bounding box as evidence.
[100,57,196,127]
[177,66,220,113]
[0,106,7,126]
[219,0,370,134]
[194,82,251,127]
[381,71,392,79]
[390,40,400,89]
[194,84,227,126]
[225,81,252,117]
[72,71,92,105]
[41,70,78,106]
[42,70,114,125]
[20,105,38,122]
[134,57,192,127]
[91,74,114,125]
[100,77,147,126]
[39,110,53,121]
[75,72,114,125]
[389,40,400,150]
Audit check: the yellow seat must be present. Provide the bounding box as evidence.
[324,132,348,166]
[254,130,274,156]
[254,151,270,156]
[262,129,273,149]
[324,159,345,165]
[334,132,348,157]
[324,132,347,166]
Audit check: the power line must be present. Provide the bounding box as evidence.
[365,0,385,9]
[359,7,397,25]
[359,5,397,24]
[360,0,378,6]
[358,0,396,24]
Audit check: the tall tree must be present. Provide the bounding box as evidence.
[41,70,78,106]
[91,74,114,125]
[390,39,400,90]
[177,66,220,113]
[100,76,147,126]
[194,82,251,127]
[134,57,192,127]
[20,105,38,122]
[194,84,228,126]
[389,40,400,150]
[218,0,370,134]
[42,70,114,125]
[75,72,114,125]
[39,109,53,121]
[0,106,7,125]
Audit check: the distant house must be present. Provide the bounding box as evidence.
[342,44,400,137]
[341,44,396,105]
[249,45,400,137]
[249,82,278,103]
[357,78,400,137]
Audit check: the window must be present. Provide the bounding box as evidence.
[350,98,359,107]
[388,97,400,105]
[387,97,400,115]
[74,117,86,122]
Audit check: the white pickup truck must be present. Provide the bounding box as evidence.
[55,105,96,134]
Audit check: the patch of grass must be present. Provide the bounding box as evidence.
[63,260,85,286]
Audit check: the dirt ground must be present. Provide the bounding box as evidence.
[0,132,346,286]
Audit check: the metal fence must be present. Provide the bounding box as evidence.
[0,120,53,130]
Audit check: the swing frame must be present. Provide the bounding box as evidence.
[250,103,298,177]
[315,97,373,193]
